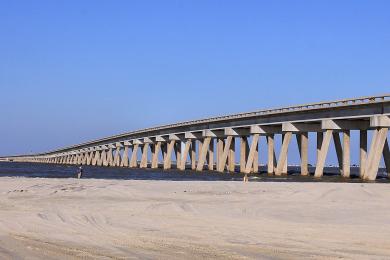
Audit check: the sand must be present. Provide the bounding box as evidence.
[0,177,390,259]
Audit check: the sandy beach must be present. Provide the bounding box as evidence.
[0,177,390,259]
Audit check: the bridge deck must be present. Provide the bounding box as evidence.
[3,94,390,181]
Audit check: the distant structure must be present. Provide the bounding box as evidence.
[2,95,389,181]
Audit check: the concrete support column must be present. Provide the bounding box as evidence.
[121,145,129,167]
[86,151,93,165]
[175,141,182,169]
[297,132,309,176]
[191,140,196,170]
[151,142,161,169]
[122,146,130,167]
[179,140,192,170]
[106,147,114,166]
[198,139,203,163]
[228,137,235,172]
[359,130,367,178]
[208,139,214,171]
[102,149,109,167]
[164,140,176,170]
[113,145,122,167]
[282,134,288,174]
[93,150,100,166]
[78,153,83,165]
[79,153,84,165]
[130,144,139,168]
[240,136,249,173]
[82,152,88,165]
[140,143,149,168]
[267,134,275,175]
[216,138,224,171]
[162,143,167,166]
[217,136,230,172]
[72,154,78,165]
[342,130,351,178]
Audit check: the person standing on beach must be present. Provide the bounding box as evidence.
[77,165,83,179]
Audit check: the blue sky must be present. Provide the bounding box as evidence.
[0,1,389,164]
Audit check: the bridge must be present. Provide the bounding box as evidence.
[2,94,390,181]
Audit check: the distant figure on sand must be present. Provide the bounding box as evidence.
[243,173,248,182]
[77,165,83,179]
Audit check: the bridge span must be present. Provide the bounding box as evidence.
[2,94,390,180]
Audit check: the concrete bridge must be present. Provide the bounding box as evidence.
[2,94,390,181]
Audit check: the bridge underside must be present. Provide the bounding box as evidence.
[3,96,390,181]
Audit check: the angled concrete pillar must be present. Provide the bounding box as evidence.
[244,133,260,174]
[332,132,344,175]
[364,128,389,180]
[162,143,167,165]
[314,130,333,178]
[120,141,131,167]
[383,139,390,176]
[317,132,323,165]
[175,141,182,169]
[196,137,211,171]
[275,132,292,176]
[361,116,390,180]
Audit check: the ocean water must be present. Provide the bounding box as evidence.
[0,162,388,183]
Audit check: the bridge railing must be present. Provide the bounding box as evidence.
[154,94,390,128]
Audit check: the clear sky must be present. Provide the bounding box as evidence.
[0,1,389,164]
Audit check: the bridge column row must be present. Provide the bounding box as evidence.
[9,116,390,180]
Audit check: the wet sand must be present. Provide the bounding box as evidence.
[0,177,390,259]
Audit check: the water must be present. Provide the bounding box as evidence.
[0,162,388,183]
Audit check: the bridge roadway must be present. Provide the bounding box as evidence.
[2,94,390,180]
